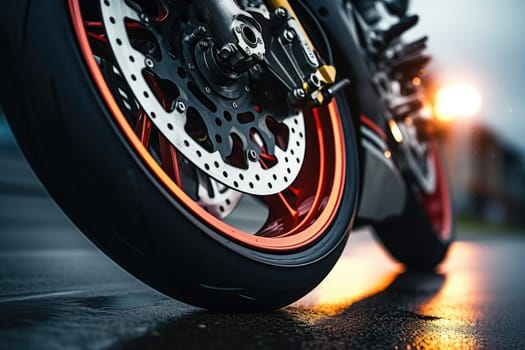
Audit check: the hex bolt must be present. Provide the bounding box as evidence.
[176,100,186,113]
[145,57,155,68]
[248,149,258,161]
[275,8,287,19]
[205,86,212,94]
[284,29,295,42]
[308,73,322,88]
[219,46,234,60]
[232,102,239,109]
[188,63,195,70]
[184,25,206,44]
[293,88,306,99]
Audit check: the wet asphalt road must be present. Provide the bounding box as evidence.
[2,129,525,349]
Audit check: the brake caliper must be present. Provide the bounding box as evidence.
[266,0,341,105]
[195,0,347,108]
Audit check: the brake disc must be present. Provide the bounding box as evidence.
[100,0,306,196]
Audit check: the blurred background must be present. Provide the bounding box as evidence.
[409,0,525,229]
[1,0,525,233]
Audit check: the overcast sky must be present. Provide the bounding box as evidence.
[409,0,525,157]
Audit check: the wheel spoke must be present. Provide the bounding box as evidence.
[86,31,107,43]
[159,136,183,187]
[84,21,104,29]
[83,21,113,59]
[134,109,152,147]
[251,135,300,235]
[258,191,299,237]
[257,107,332,237]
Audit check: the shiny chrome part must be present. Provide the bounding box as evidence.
[233,20,265,59]
[194,0,265,74]
[194,0,265,54]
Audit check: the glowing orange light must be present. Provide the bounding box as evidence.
[412,76,421,86]
[388,120,403,143]
[435,83,482,121]
[420,100,434,119]
[291,229,401,318]
[414,242,482,348]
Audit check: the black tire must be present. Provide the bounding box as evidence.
[0,0,360,310]
[373,148,454,270]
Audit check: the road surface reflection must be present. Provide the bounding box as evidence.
[292,228,402,316]
[118,230,519,349]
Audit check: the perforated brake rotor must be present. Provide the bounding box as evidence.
[100,0,306,196]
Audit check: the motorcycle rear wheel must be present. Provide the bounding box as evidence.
[0,0,360,310]
[373,143,454,269]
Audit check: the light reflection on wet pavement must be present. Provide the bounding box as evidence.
[1,139,525,349]
[1,222,524,349]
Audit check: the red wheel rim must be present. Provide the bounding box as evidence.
[68,0,348,251]
[422,143,452,241]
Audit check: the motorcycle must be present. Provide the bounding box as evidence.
[0,0,453,311]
